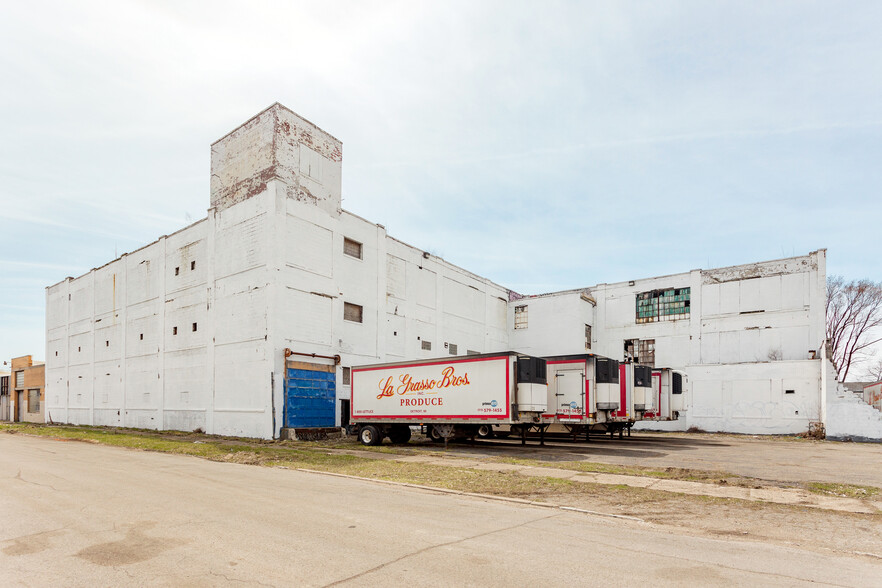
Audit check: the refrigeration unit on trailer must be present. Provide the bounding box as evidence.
[642,368,681,421]
[594,357,620,422]
[349,352,548,445]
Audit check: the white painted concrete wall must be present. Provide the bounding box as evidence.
[45,102,834,439]
[46,104,511,439]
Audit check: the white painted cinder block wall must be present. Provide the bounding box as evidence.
[46,104,511,439]
[46,103,831,438]
[511,254,828,434]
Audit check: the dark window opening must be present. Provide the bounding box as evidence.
[190,260,196,270]
[785,389,795,394]
[175,267,180,276]
[192,323,197,332]
[105,341,109,347]
[344,302,363,323]
[343,238,363,260]
[140,333,144,340]
[173,326,178,335]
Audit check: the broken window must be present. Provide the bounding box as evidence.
[344,302,363,323]
[343,238,363,260]
[625,338,655,367]
[514,305,528,329]
[636,287,690,323]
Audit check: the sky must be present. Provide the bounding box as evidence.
[1,1,881,374]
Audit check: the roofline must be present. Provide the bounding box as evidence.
[211,102,343,147]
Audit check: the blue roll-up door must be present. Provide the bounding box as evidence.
[284,367,336,428]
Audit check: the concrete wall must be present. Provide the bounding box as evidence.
[507,291,595,356]
[44,102,833,438]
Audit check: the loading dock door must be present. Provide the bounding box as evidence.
[284,361,336,428]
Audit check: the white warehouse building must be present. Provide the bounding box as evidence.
[45,103,844,439]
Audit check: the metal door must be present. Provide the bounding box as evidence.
[17,391,24,422]
[554,370,584,419]
[284,366,336,428]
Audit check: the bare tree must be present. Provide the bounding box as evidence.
[826,276,882,381]
[865,356,882,383]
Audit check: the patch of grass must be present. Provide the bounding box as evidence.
[806,482,881,499]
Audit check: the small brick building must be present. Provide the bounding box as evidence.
[10,355,45,423]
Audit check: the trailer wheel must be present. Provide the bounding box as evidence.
[389,425,412,444]
[429,425,444,442]
[476,424,494,439]
[359,425,383,446]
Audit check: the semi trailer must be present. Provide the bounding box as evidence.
[349,352,548,445]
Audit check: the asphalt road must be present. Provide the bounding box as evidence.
[1,434,879,587]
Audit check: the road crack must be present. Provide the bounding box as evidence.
[322,512,561,587]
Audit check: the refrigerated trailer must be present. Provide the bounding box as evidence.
[644,368,687,421]
[349,352,548,445]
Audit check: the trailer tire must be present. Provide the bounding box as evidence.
[476,424,494,439]
[359,425,383,446]
[429,425,444,442]
[389,425,412,444]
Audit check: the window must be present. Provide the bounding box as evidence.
[342,367,351,386]
[625,338,655,367]
[343,238,363,260]
[190,260,196,270]
[192,323,198,332]
[636,288,690,323]
[785,389,795,395]
[514,305,528,329]
[28,389,40,413]
[421,340,432,351]
[175,267,180,276]
[585,325,592,350]
[140,333,144,340]
[344,302,363,323]
[105,340,109,347]
[173,326,178,335]
[448,343,458,355]
[15,371,24,388]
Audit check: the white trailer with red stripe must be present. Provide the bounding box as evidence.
[349,352,548,445]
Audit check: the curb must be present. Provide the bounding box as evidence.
[294,468,646,523]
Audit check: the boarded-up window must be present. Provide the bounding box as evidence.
[342,367,351,386]
[421,340,432,351]
[585,325,592,350]
[448,343,458,355]
[514,305,528,329]
[28,389,40,413]
[343,238,363,260]
[344,302,363,323]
